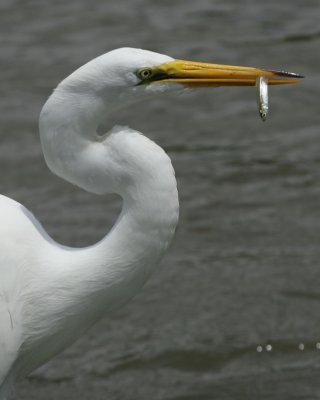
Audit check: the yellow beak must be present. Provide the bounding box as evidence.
[151,59,303,86]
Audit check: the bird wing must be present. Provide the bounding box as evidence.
[0,298,18,387]
[0,194,65,390]
[0,249,21,390]
[0,195,30,387]
[0,194,57,389]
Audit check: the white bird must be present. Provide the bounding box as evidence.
[0,47,301,399]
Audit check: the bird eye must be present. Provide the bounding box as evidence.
[137,68,153,81]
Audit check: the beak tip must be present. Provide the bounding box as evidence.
[268,69,305,79]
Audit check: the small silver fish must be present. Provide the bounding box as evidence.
[256,76,269,121]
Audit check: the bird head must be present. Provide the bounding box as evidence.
[58,47,302,99]
[40,47,302,195]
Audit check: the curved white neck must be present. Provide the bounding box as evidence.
[14,48,181,383]
[36,85,179,338]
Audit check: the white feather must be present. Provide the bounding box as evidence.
[0,48,179,397]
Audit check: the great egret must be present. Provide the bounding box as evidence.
[0,47,301,399]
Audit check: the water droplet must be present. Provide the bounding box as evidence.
[316,342,320,350]
[266,344,272,352]
[298,343,305,351]
[256,345,263,353]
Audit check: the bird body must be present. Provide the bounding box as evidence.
[0,128,178,387]
[0,129,178,397]
[0,47,300,399]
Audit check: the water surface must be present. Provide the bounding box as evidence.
[1,1,320,399]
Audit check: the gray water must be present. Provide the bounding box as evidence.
[1,0,320,399]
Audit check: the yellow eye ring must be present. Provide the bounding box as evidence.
[137,68,153,80]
